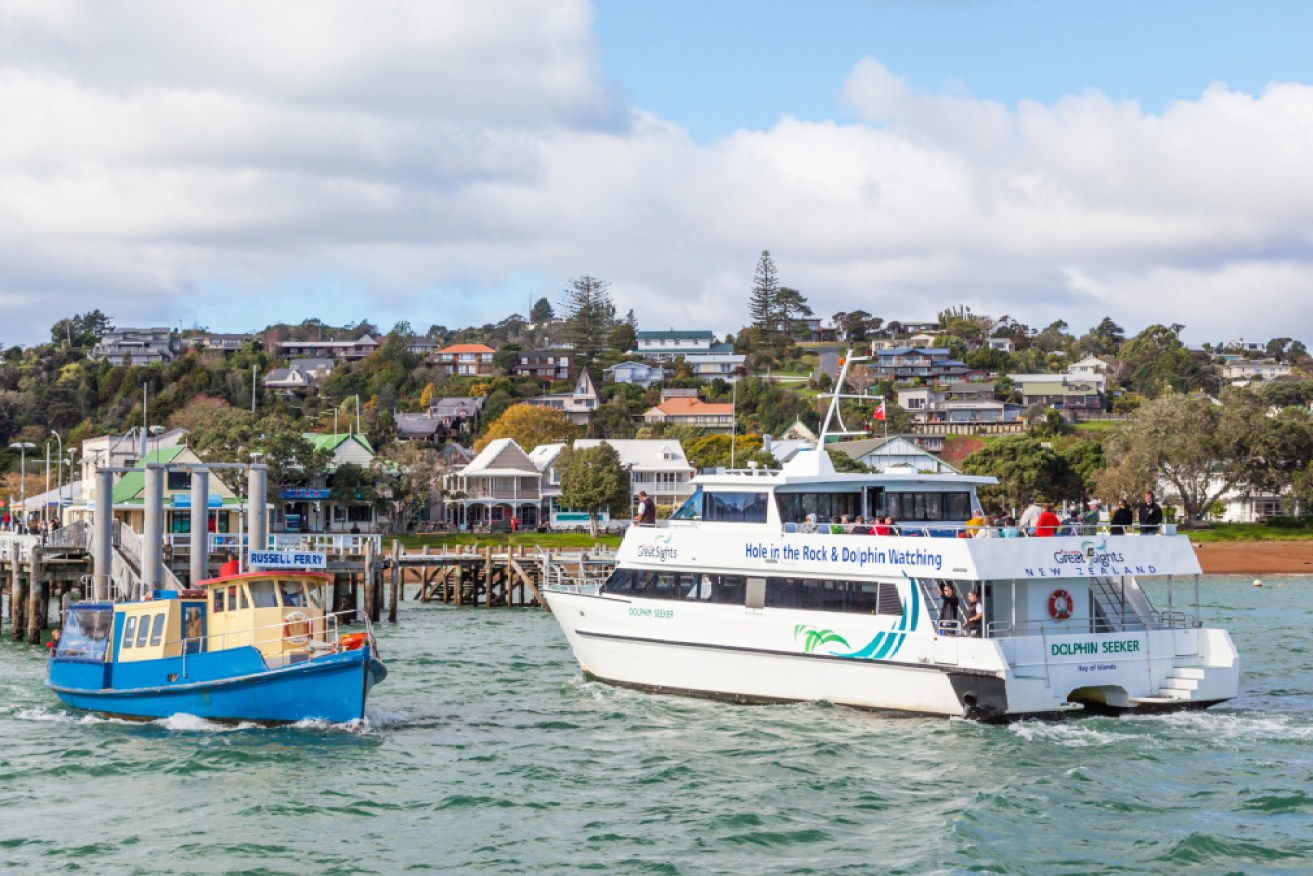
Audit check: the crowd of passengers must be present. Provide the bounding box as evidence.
[797,491,1168,538]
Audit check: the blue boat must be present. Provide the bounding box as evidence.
[48,571,387,724]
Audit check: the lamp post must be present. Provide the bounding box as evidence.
[45,432,63,528]
[9,441,35,531]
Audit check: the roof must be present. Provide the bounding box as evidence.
[652,398,734,416]
[460,438,539,475]
[637,330,715,340]
[1021,382,1100,396]
[439,343,495,354]
[394,414,442,437]
[110,446,189,503]
[289,358,334,370]
[544,439,692,471]
[303,432,376,455]
[429,396,484,416]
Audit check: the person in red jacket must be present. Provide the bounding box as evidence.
[1034,503,1062,537]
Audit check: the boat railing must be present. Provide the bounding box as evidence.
[986,614,1200,639]
[779,522,1180,538]
[168,608,373,664]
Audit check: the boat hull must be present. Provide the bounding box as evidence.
[49,646,387,724]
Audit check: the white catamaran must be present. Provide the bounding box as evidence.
[543,354,1239,721]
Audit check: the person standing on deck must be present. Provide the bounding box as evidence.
[1138,491,1164,535]
[963,591,983,637]
[939,584,960,634]
[1018,499,1042,536]
[1034,504,1062,537]
[633,491,656,527]
[1082,501,1102,535]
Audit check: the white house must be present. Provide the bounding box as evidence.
[530,438,696,528]
[606,361,667,388]
[635,330,716,362]
[524,371,599,425]
[826,436,960,474]
[1222,360,1293,382]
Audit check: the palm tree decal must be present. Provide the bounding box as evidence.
[794,625,850,653]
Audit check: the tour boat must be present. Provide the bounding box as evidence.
[48,571,387,724]
[543,356,1239,721]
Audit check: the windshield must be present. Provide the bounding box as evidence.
[672,488,702,520]
[56,607,113,661]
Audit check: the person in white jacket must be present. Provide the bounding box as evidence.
[1018,499,1043,535]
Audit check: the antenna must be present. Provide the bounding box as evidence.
[818,349,885,443]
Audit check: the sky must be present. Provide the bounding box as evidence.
[4,0,1313,348]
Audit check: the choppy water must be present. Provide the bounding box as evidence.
[1,576,1310,874]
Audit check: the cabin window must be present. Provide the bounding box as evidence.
[226,586,238,612]
[884,491,972,521]
[249,580,279,608]
[122,615,138,649]
[704,492,769,523]
[213,589,225,613]
[57,607,112,661]
[149,613,166,647]
[238,587,249,610]
[672,488,702,520]
[279,581,307,608]
[305,584,324,611]
[776,492,863,524]
[134,616,151,648]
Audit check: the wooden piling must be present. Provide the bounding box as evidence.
[388,540,399,624]
[10,575,26,642]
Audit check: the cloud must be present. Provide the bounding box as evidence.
[1,3,1312,348]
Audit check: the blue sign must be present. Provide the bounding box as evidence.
[171,495,223,508]
[280,488,331,500]
[249,550,327,569]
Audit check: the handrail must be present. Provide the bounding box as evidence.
[165,607,360,654]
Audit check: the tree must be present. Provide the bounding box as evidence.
[475,403,579,452]
[1092,388,1302,523]
[775,287,812,335]
[960,436,1081,513]
[558,443,630,536]
[1119,324,1210,397]
[51,310,113,348]
[529,297,555,323]
[1090,316,1125,348]
[748,250,779,331]
[608,322,637,355]
[329,462,385,518]
[559,275,616,365]
[374,442,447,534]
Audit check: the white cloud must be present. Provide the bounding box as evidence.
[1,2,1312,347]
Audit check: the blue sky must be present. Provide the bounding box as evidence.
[596,0,1313,141]
[3,0,1313,347]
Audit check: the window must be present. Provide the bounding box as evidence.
[167,471,191,491]
[239,586,249,610]
[57,608,113,661]
[149,613,166,647]
[882,491,972,521]
[775,492,863,524]
[226,586,238,612]
[672,488,702,520]
[704,492,769,523]
[280,581,307,608]
[134,616,151,648]
[249,580,279,608]
[213,589,225,613]
[122,615,138,649]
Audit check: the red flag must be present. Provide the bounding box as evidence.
[873,402,886,421]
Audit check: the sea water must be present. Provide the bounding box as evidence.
[1,576,1310,874]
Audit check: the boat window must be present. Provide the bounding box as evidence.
[602,569,696,599]
[134,615,151,648]
[776,492,863,524]
[238,587,249,610]
[765,578,902,615]
[704,492,769,523]
[121,615,137,649]
[249,580,279,608]
[885,491,972,522]
[279,581,307,608]
[305,584,325,610]
[56,607,112,661]
[672,488,703,520]
[149,613,166,647]
[213,588,225,613]
[226,586,238,612]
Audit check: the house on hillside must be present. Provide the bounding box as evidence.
[512,349,574,381]
[643,397,735,431]
[435,343,497,377]
[684,352,747,381]
[192,333,257,352]
[264,358,334,390]
[635,330,716,362]
[1019,380,1105,418]
[1222,360,1293,382]
[90,327,178,365]
[394,396,484,444]
[898,383,1023,425]
[443,438,543,529]
[277,335,380,361]
[869,347,972,384]
[606,360,667,388]
[524,371,599,426]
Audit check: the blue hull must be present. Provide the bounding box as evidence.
[48,646,387,725]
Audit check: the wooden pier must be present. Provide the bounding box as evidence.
[2,530,617,645]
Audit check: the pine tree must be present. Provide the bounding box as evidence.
[749,250,779,331]
[559,275,616,365]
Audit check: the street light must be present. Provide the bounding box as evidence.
[45,432,63,528]
[9,441,35,530]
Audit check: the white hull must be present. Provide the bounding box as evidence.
[545,583,1239,720]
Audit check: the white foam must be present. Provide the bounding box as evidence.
[153,713,257,732]
[1122,709,1313,742]
[1007,720,1120,747]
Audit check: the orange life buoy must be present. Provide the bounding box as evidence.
[282,611,311,645]
[339,632,367,651]
[1048,589,1073,621]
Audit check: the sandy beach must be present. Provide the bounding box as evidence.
[1192,540,1313,575]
